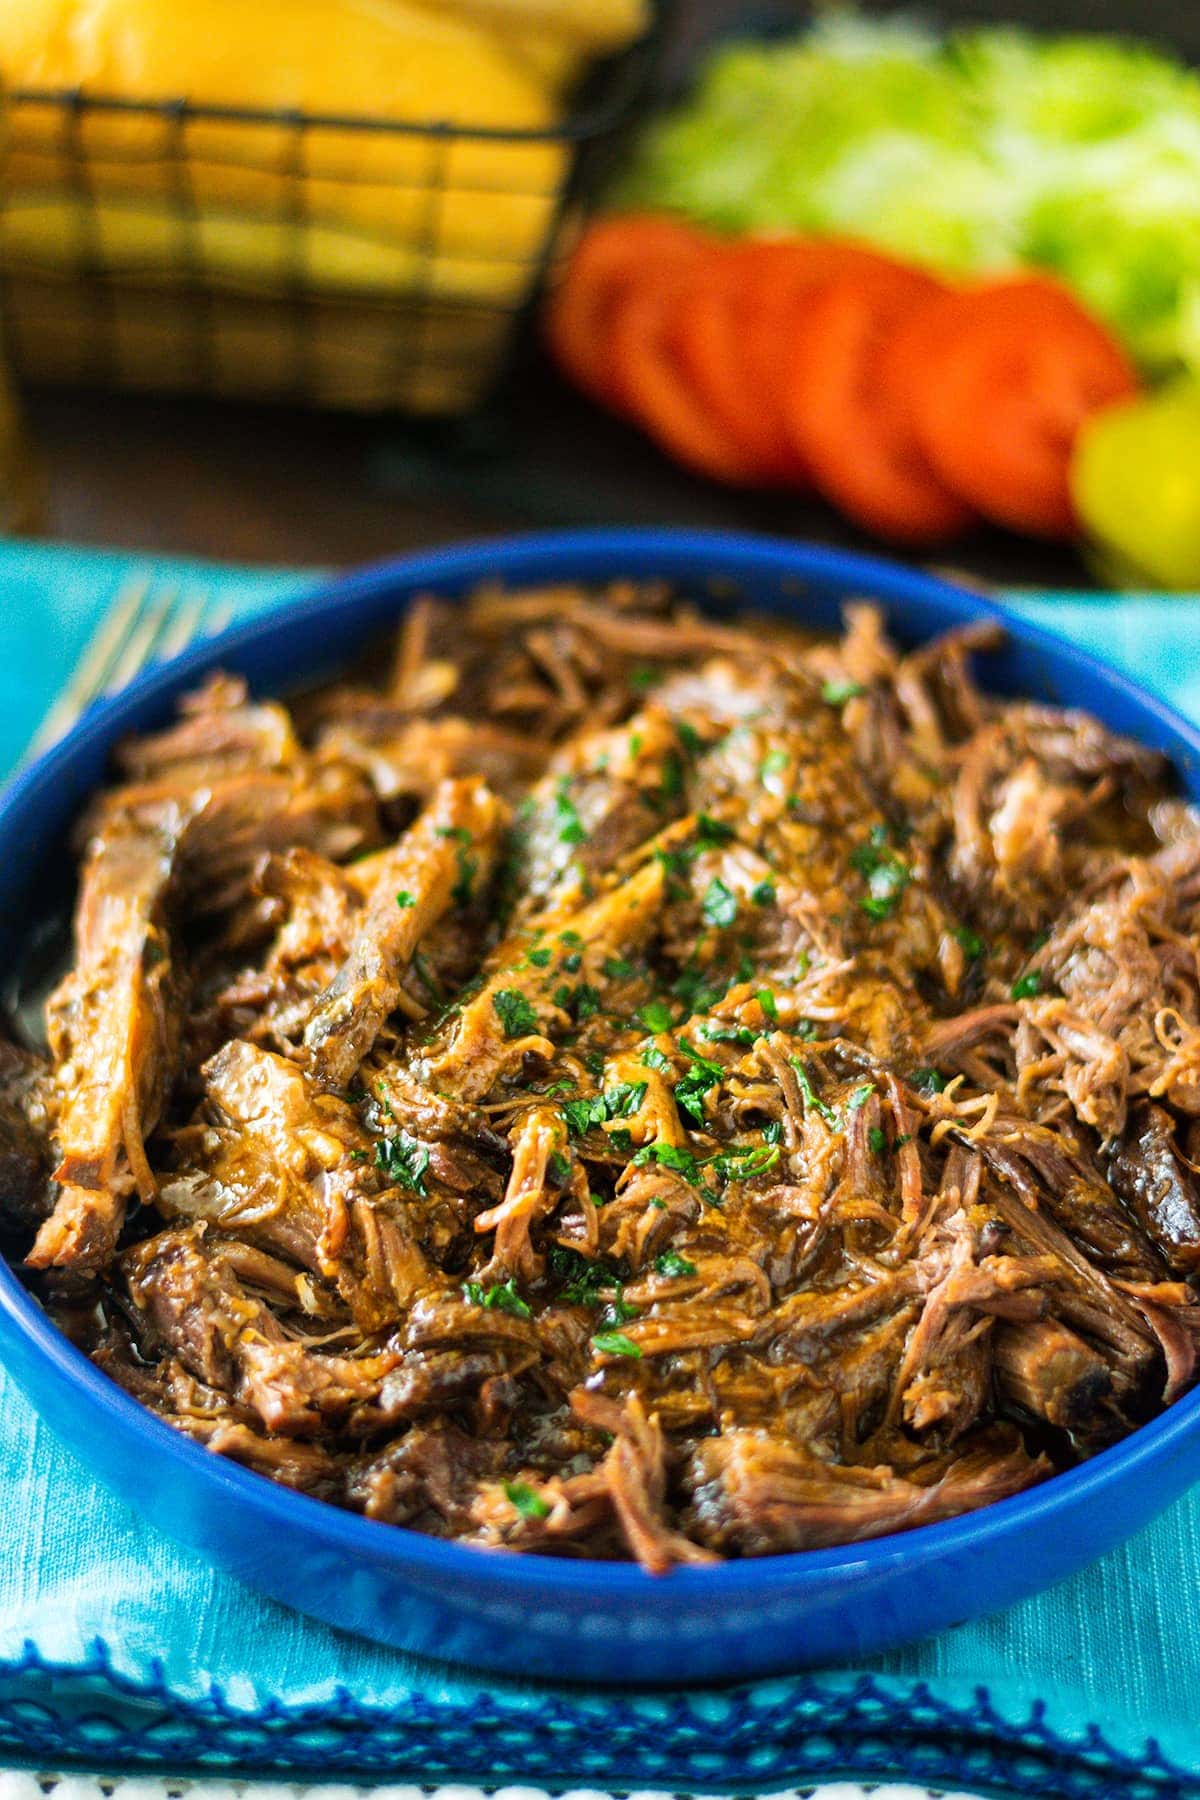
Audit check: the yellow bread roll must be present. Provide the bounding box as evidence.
[0,0,570,300]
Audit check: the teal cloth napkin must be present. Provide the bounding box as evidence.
[2,540,1200,1798]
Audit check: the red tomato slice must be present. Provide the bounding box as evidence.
[906,277,1141,538]
[672,250,810,486]
[607,271,760,486]
[782,268,975,546]
[543,214,714,411]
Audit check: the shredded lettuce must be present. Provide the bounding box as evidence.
[612,14,1200,371]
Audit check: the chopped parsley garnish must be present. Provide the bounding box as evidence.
[525,947,552,968]
[701,1020,758,1048]
[790,1059,841,1130]
[847,1082,875,1112]
[709,1142,781,1180]
[505,1480,550,1519]
[640,1044,672,1072]
[910,1066,946,1095]
[759,748,790,781]
[671,961,729,1015]
[953,924,986,959]
[438,824,477,906]
[462,1278,532,1320]
[603,956,635,980]
[543,1078,575,1097]
[554,777,588,847]
[659,751,684,802]
[633,1140,700,1181]
[763,1119,783,1144]
[1011,971,1043,1001]
[655,1251,697,1278]
[676,720,704,757]
[638,999,675,1033]
[561,1082,646,1138]
[751,880,776,907]
[374,1130,430,1195]
[548,1152,571,1187]
[696,812,736,849]
[756,987,779,1024]
[395,889,415,909]
[822,678,866,706]
[549,1245,626,1306]
[606,1080,647,1118]
[868,1126,888,1154]
[592,1329,642,1359]
[493,988,539,1039]
[702,877,739,929]
[850,824,911,921]
[598,1292,640,1328]
[674,1041,724,1125]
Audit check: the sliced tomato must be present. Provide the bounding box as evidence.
[906,276,1141,538]
[607,270,760,486]
[543,214,714,411]
[781,267,975,545]
[672,249,809,486]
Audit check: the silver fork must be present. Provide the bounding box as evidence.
[23,574,234,764]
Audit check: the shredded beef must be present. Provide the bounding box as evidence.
[7,579,1200,1570]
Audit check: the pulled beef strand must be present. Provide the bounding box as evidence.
[6,581,1200,1572]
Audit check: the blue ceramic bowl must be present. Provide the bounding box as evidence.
[3,529,1199,1686]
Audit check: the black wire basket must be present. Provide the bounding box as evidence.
[0,21,659,416]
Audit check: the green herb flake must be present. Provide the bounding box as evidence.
[547,1151,572,1187]
[395,889,416,910]
[822,678,866,706]
[603,955,635,980]
[756,987,779,1024]
[674,1041,724,1125]
[632,1140,699,1181]
[751,880,776,908]
[462,1277,532,1320]
[1011,971,1043,1001]
[655,1250,697,1278]
[790,1059,841,1130]
[605,1080,648,1120]
[629,665,663,692]
[505,1480,550,1520]
[638,999,675,1034]
[696,812,736,850]
[525,946,552,968]
[374,1130,430,1196]
[847,1082,875,1112]
[759,748,789,781]
[910,1067,947,1096]
[701,1020,757,1048]
[592,1329,642,1359]
[640,1044,672,1072]
[850,824,911,921]
[868,1126,887,1154]
[953,924,986,960]
[493,988,539,1040]
[702,877,739,930]
[554,777,588,847]
[676,720,704,757]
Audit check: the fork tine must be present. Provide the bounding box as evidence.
[103,589,177,694]
[204,598,234,637]
[155,593,206,662]
[24,575,151,760]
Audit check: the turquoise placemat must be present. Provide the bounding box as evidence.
[2,539,1200,1798]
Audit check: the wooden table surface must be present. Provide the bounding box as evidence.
[21,359,1091,589]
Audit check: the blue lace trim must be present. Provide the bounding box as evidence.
[0,1645,1195,1799]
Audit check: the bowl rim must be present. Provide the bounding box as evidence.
[4,522,1200,1601]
